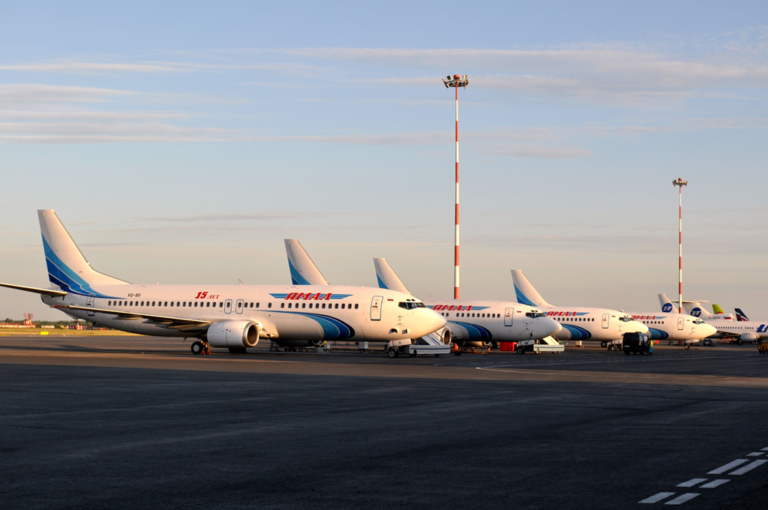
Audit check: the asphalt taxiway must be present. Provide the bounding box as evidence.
[1,335,767,509]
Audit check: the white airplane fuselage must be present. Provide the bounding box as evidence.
[41,284,445,344]
[428,300,562,343]
[627,312,717,341]
[535,306,648,341]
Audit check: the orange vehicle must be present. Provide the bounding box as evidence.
[758,339,768,354]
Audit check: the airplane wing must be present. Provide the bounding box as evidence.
[0,282,68,297]
[54,305,211,331]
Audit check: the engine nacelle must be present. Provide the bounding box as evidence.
[206,321,260,348]
[740,333,760,343]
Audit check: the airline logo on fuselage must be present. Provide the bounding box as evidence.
[547,311,589,317]
[632,315,667,320]
[430,304,489,311]
[757,324,768,333]
[270,292,352,300]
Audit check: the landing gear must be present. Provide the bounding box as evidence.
[387,348,399,358]
[191,341,210,355]
[684,344,691,350]
[516,346,525,355]
[601,341,607,348]
[228,347,247,354]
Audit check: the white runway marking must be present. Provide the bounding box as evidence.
[700,479,730,488]
[708,459,748,474]
[639,492,675,504]
[665,493,700,505]
[677,478,706,487]
[747,451,763,457]
[762,447,768,451]
[729,459,767,475]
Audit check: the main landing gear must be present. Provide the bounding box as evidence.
[191,341,211,355]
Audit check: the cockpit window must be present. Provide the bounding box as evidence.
[399,301,426,310]
[525,311,546,318]
[618,316,634,322]
[693,319,705,325]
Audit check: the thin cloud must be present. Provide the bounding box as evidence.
[0,84,135,105]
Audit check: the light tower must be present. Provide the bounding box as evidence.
[673,178,689,314]
[442,74,468,299]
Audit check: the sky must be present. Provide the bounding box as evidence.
[1,1,767,320]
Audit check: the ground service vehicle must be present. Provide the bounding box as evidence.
[623,333,651,355]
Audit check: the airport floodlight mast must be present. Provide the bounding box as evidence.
[673,178,689,314]
[442,74,468,299]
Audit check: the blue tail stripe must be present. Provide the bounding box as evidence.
[514,284,537,307]
[42,236,121,298]
[288,259,312,286]
[648,328,669,340]
[376,274,389,290]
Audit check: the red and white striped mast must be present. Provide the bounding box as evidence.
[673,178,688,313]
[442,74,468,299]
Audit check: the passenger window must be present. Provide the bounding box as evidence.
[281,303,285,308]
[355,304,358,309]
[288,303,292,308]
[322,303,325,309]
[183,302,186,307]
[268,303,272,308]
[302,303,306,309]
[341,304,346,309]
[335,303,339,309]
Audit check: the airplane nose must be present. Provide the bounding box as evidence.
[421,309,447,336]
[544,318,562,336]
[703,324,717,338]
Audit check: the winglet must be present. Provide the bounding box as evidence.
[373,258,410,295]
[510,270,553,307]
[284,239,329,286]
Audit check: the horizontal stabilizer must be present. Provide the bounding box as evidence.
[510,270,553,307]
[373,258,410,295]
[284,239,329,286]
[0,282,67,297]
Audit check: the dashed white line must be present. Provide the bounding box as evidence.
[700,479,730,488]
[747,452,763,457]
[708,459,748,474]
[762,447,768,451]
[729,459,767,475]
[677,478,706,487]
[665,493,700,505]
[639,492,675,504]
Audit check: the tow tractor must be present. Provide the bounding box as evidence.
[515,337,564,355]
[758,339,768,354]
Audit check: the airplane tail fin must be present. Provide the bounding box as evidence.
[510,270,553,307]
[284,239,329,286]
[373,258,410,295]
[658,293,679,313]
[712,304,726,315]
[685,301,711,317]
[38,209,128,295]
[735,308,749,321]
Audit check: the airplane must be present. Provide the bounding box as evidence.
[658,294,735,321]
[658,294,766,345]
[0,211,446,355]
[735,308,750,322]
[281,240,563,351]
[511,270,649,345]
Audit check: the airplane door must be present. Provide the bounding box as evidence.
[370,296,383,321]
[86,296,95,317]
[225,299,232,314]
[504,307,514,327]
[677,317,685,330]
[236,299,244,314]
[601,313,609,329]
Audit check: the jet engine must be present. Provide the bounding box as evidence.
[740,333,760,343]
[206,321,261,348]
